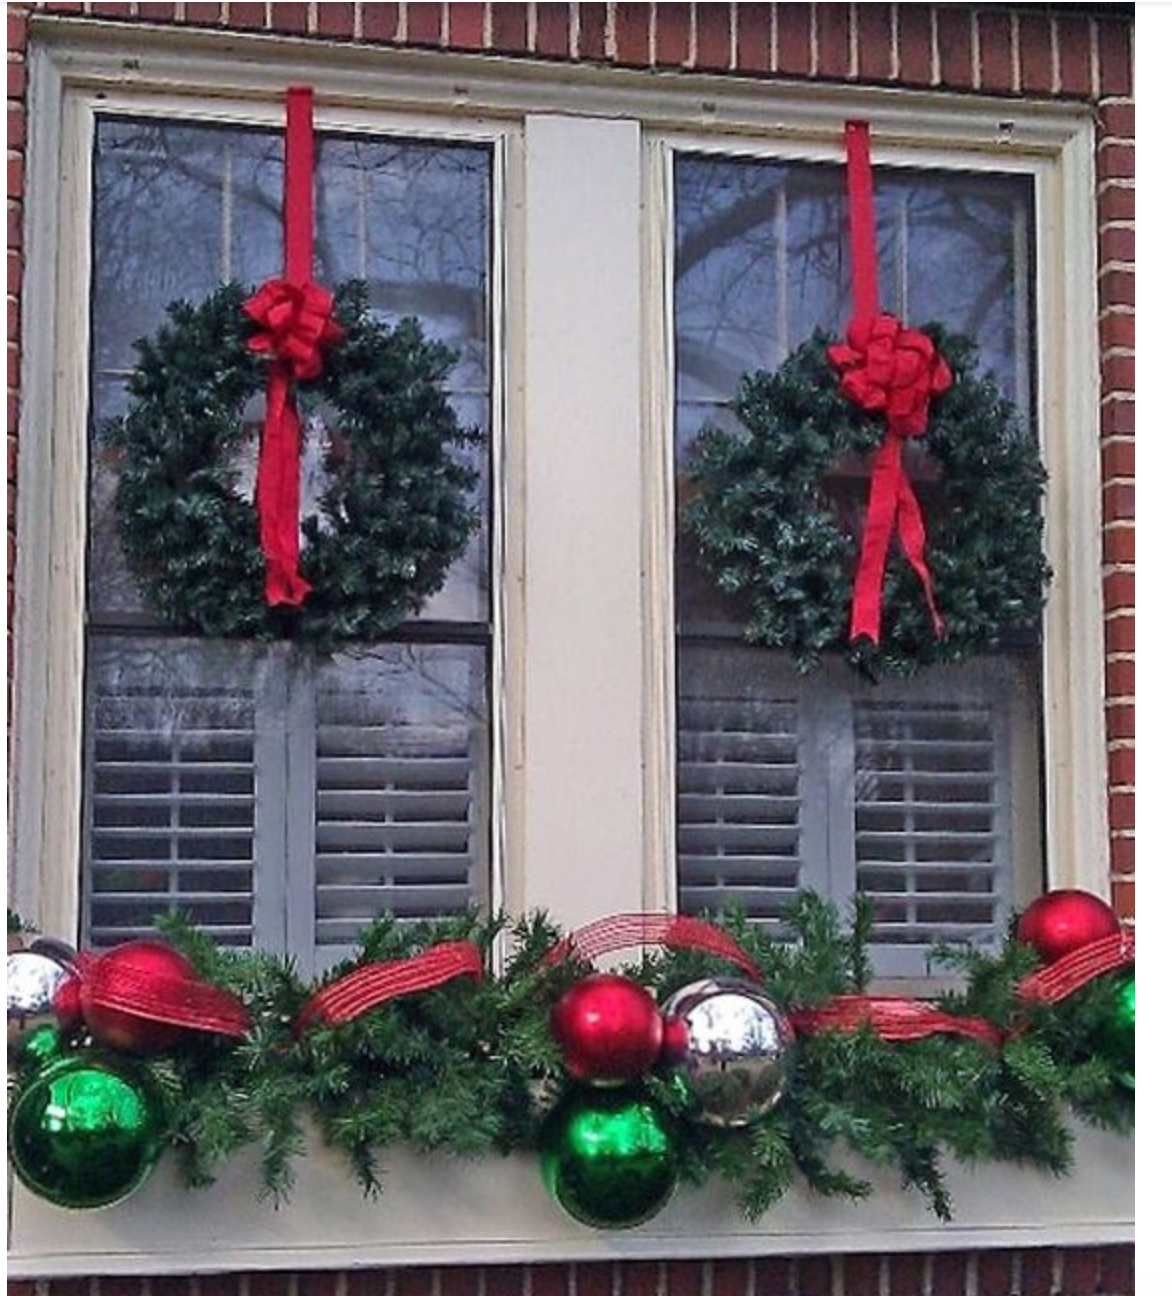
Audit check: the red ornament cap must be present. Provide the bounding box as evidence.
[551,973,664,1086]
[1017,890,1121,965]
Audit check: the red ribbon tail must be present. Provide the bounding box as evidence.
[850,433,903,645]
[85,961,251,1038]
[257,370,312,608]
[894,465,944,638]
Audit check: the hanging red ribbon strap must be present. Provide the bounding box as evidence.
[1017,930,1136,1006]
[244,86,344,608]
[542,912,763,981]
[73,951,251,1038]
[827,121,951,647]
[790,994,1003,1048]
[295,940,485,1033]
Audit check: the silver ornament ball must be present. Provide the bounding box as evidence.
[7,947,76,1048]
[660,978,794,1128]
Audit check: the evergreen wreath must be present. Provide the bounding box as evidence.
[682,327,1052,677]
[103,280,479,655]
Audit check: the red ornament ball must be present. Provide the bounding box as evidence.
[551,974,664,1086]
[52,975,84,1035]
[81,940,195,1054]
[1017,890,1121,965]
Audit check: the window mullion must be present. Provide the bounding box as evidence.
[251,648,291,953]
[284,654,320,973]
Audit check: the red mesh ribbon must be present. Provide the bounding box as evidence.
[790,995,1003,1048]
[1017,930,1136,1006]
[73,951,251,1038]
[827,121,951,646]
[295,940,484,1033]
[243,86,344,608]
[542,913,763,981]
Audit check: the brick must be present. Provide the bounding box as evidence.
[492,2,529,53]
[8,104,26,153]
[394,1270,434,1296]
[1105,656,1135,696]
[344,1273,389,1296]
[246,1276,292,1296]
[1098,224,1135,266]
[842,1253,882,1294]
[434,1268,479,1296]
[578,3,608,59]
[856,2,893,81]
[362,4,400,42]
[405,3,442,44]
[182,2,221,21]
[297,1274,340,1296]
[655,3,689,66]
[529,1266,571,1296]
[976,10,1013,93]
[619,1261,662,1296]
[974,1250,1015,1296]
[1099,310,1135,351]
[1109,790,1135,830]
[317,4,356,39]
[663,1262,703,1296]
[1100,268,1135,308]
[1018,12,1053,94]
[615,3,650,66]
[138,2,179,18]
[7,1285,35,1296]
[151,1280,193,1296]
[1098,101,1135,139]
[8,11,29,52]
[448,3,485,49]
[1103,481,1135,523]
[1101,353,1134,393]
[776,3,812,76]
[736,3,772,74]
[535,4,570,58]
[1021,1248,1057,1295]
[937,7,972,89]
[1056,15,1093,97]
[577,1265,615,1296]
[710,1259,750,1296]
[751,1258,794,1294]
[1098,143,1136,180]
[888,1253,926,1296]
[696,3,732,71]
[1098,20,1133,96]
[1110,835,1135,873]
[8,60,26,101]
[932,1253,969,1293]
[815,3,850,77]
[1108,746,1135,788]
[89,2,135,15]
[1100,407,1134,445]
[270,3,310,34]
[8,156,24,200]
[1105,613,1135,654]
[794,1257,833,1296]
[8,201,23,252]
[483,1268,523,1296]
[1106,705,1136,743]
[1097,182,1135,223]
[1103,524,1135,564]
[226,3,266,29]
[1111,880,1135,918]
[896,3,932,85]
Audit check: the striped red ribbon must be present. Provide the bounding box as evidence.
[542,912,764,981]
[1017,929,1135,1005]
[790,994,1004,1048]
[295,940,484,1033]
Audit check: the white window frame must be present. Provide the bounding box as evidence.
[9,18,1124,1272]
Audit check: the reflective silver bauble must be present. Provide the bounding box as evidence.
[7,947,76,1048]
[660,978,794,1128]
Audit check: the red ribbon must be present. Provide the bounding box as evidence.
[1018,930,1135,1006]
[295,940,484,1033]
[827,121,951,647]
[70,951,251,1039]
[243,86,344,608]
[790,995,1003,1048]
[542,912,763,981]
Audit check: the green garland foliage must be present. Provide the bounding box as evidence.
[20,895,1129,1225]
[104,281,479,655]
[682,328,1052,677]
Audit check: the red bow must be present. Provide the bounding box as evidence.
[244,278,344,382]
[828,314,952,439]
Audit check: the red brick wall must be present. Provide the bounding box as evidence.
[5,3,1136,1293]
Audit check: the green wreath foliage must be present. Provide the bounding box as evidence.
[682,327,1052,677]
[104,281,480,655]
[14,895,1128,1225]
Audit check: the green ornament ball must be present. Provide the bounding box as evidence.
[8,1055,166,1209]
[1103,971,1135,1089]
[541,1088,678,1230]
[9,1023,66,1084]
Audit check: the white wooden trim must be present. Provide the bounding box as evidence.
[7,1124,1133,1276]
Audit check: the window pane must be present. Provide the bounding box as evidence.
[673,152,1042,968]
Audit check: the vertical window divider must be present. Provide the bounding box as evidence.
[251,647,292,955]
[284,650,319,971]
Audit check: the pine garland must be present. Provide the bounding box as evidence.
[682,328,1052,677]
[14,895,1129,1224]
[104,281,480,655]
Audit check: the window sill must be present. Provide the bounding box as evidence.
[8,1124,1134,1275]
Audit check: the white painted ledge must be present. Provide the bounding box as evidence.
[8,1124,1133,1275]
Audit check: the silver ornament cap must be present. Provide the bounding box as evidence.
[660,978,794,1128]
[7,947,76,1047]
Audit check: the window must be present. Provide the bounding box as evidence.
[671,151,1043,974]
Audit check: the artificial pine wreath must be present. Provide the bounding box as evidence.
[104,280,479,655]
[682,326,1051,677]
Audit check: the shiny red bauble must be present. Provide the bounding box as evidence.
[81,940,195,1054]
[551,974,664,1085]
[52,975,84,1034]
[1017,890,1121,965]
